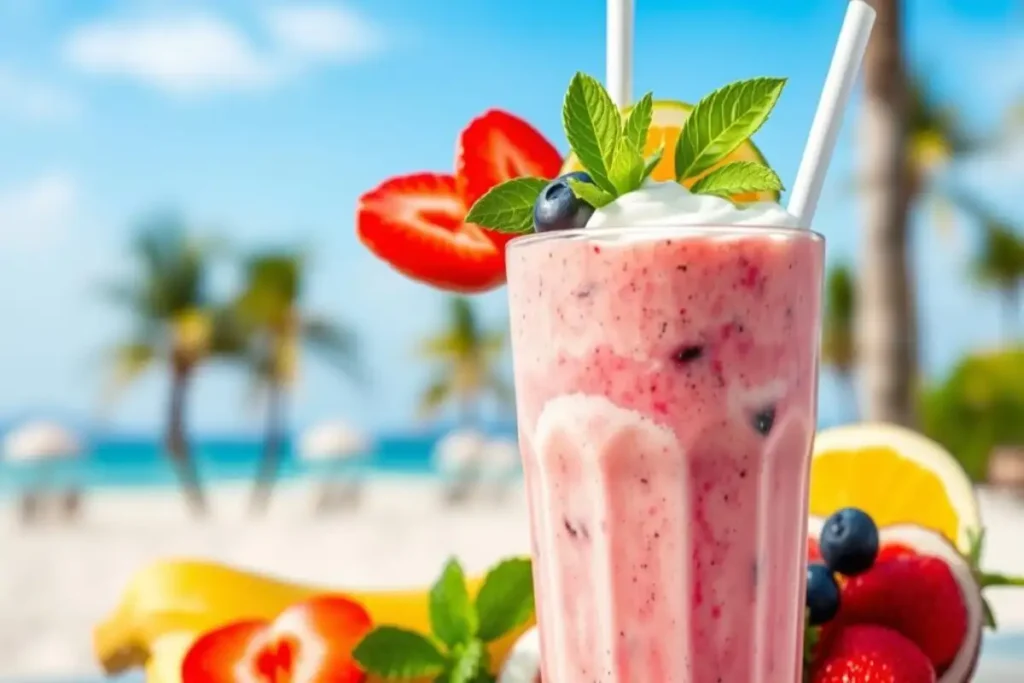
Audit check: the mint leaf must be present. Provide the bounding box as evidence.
[474,557,534,642]
[563,72,621,194]
[465,177,548,234]
[674,77,786,182]
[353,626,447,679]
[449,640,487,683]
[430,558,477,647]
[622,92,654,151]
[568,179,616,209]
[640,145,664,183]
[689,161,784,198]
[608,137,645,194]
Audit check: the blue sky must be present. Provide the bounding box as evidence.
[0,0,1021,435]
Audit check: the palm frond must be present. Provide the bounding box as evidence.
[418,372,454,419]
[303,317,362,383]
[103,341,157,404]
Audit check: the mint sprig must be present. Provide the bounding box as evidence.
[352,626,448,679]
[674,77,786,182]
[353,556,534,682]
[464,72,786,235]
[563,72,622,194]
[464,177,548,235]
[689,161,785,198]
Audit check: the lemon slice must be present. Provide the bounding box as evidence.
[560,100,780,203]
[810,422,981,553]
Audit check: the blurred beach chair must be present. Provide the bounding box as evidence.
[988,446,1024,493]
[3,420,84,524]
[479,438,522,504]
[433,429,487,505]
[299,420,371,514]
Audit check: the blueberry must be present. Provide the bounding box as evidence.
[533,172,596,232]
[805,563,841,626]
[819,507,880,577]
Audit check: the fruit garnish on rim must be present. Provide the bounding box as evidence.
[352,556,534,683]
[356,110,561,294]
[464,72,787,236]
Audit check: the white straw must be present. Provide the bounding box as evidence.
[787,0,876,226]
[606,0,634,108]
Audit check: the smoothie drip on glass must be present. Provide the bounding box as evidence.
[507,184,824,682]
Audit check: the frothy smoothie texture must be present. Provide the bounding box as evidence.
[465,72,828,682]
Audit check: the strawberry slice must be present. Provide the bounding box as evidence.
[181,595,372,683]
[455,109,563,256]
[356,173,507,293]
[182,620,265,683]
[834,555,967,673]
[811,624,935,683]
[456,109,563,207]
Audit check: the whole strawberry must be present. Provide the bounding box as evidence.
[837,554,967,672]
[811,625,935,683]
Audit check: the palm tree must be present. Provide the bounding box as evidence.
[855,1,984,427]
[103,215,237,517]
[972,222,1024,340]
[234,252,359,514]
[822,264,857,420]
[417,297,512,425]
[856,0,916,426]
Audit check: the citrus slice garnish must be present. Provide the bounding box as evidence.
[559,100,780,203]
[810,423,981,553]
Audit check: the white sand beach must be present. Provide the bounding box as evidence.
[1,481,1023,680]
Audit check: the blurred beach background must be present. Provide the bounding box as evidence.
[1,0,1024,680]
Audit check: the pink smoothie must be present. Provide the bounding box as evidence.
[506,225,824,683]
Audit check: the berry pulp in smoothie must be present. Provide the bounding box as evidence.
[506,226,824,683]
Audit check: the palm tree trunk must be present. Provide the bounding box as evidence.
[166,365,208,517]
[1002,286,1020,341]
[250,381,286,514]
[856,0,918,427]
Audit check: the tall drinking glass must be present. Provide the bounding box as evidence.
[506,224,824,683]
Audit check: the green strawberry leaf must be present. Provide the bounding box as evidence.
[640,145,664,184]
[982,597,998,630]
[622,92,654,151]
[563,72,622,195]
[675,77,786,182]
[608,137,645,195]
[464,177,548,234]
[449,640,488,683]
[474,557,535,642]
[689,161,784,198]
[967,527,985,568]
[430,557,477,647]
[353,626,448,679]
[568,179,616,209]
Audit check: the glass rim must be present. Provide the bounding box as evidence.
[507,224,824,250]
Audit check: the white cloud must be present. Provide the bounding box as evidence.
[63,15,275,95]
[63,4,385,96]
[0,66,79,122]
[0,172,79,248]
[266,4,384,63]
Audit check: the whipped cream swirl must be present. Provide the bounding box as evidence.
[585,181,801,229]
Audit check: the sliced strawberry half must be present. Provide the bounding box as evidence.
[253,595,372,683]
[456,109,563,254]
[182,620,266,683]
[181,595,372,683]
[456,109,562,206]
[357,173,506,293]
